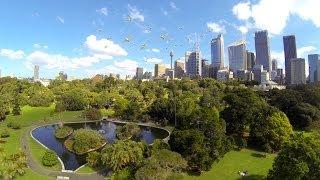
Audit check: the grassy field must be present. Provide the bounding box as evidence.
[186,149,276,180]
[76,164,96,174]
[0,105,83,179]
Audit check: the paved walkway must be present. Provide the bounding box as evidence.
[21,127,105,180]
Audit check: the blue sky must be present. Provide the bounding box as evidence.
[0,0,319,79]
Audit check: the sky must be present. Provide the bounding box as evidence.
[0,0,320,79]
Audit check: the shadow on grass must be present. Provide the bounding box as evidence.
[251,152,267,158]
[237,174,266,180]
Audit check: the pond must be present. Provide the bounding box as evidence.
[31,121,169,171]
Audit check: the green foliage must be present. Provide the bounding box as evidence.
[150,139,169,155]
[116,123,141,140]
[0,128,10,138]
[101,140,146,172]
[7,121,21,129]
[67,129,106,155]
[42,151,59,167]
[55,126,73,139]
[111,167,134,180]
[83,107,102,120]
[27,85,54,107]
[0,151,27,179]
[169,129,213,171]
[250,109,293,151]
[86,151,102,168]
[268,133,320,179]
[60,88,89,111]
[135,149,187,180]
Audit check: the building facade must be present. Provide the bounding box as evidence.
[228,41,247,77]
[174,60,185,79]
[34,65,39,80]
[154,64,166,78]
[283,35,297,84]
[246,51,256,70]
[185,51,202,77]
[136,67,144,80]
[272,59,278,71]
[290,58,306,85]
[255,30,271,72]
[253,65,263,83]
[201,59,210,78]
[308,54,320,83]
[211,34,224,75]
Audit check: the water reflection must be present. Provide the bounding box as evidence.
[32,121,169,171]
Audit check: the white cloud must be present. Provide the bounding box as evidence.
[114,59,138,72]
[0,49,24,60]
[232,1,251,20]
[25,51,100,70]
[86,59,139,78]
[96,7,108,16]
[33,44,48,49]
[144,57,163,64]
[85,35,128,59]
[297,46,317,57]
[152,48,160,53]
[127,4,144,22]
[237,26,249,34]
[169,2,178,10]
[207,22,226,34]
[232,0,320,35]
[56,16,65,24]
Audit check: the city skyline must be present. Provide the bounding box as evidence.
[0,0,319,79]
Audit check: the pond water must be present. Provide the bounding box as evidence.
[31,121,169,171]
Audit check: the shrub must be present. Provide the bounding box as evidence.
[83,107,102,120]
[0,129,10,138]
[66,129,106,155]
[116,123,140,140]
[7,121,21,129]
[86,151,102,168]
[42,151,59,167]
[55,126,73,139]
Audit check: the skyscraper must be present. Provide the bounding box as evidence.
[211,34,224,69]
[255,30,271,72]
[228,41,247,76]
[246,51,256,70]
[136,67,144,80]
[34,65,39,80]
[154,64,166,78]
[201,59,210,78]
[272,59,278,71]
[283,35,297,84]
[185,51,202,77]
[291,58,306,85]
[308,54,320,83]
[174,60,185,79]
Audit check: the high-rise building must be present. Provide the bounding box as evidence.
[174,60,185,79]
[283,35,297,84]
[185,51,202,77]
[34,65,39,80]
[261,70,270,84]
[165,68,175,79]
[291,58,306,85]
[255,30,271,72]
[275,68,284,84]
[228,41,247,76]
[154,64,166,78]
[211,34,224,70]
[136,67,144,80]
[253,65,263,83]
[308,54,320,83]
[201,59,210,78]
[246,51,256,70]
[272,59,278,71]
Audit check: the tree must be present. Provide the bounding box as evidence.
[169,129,212,171]
[83,107,102,120]
[289,103,320,129]
[101,140,146,172]
[221,88,266,136]
[42,151,59,167]
[135,149,187,180]
[87,151,102,168]
[268,133,320,179]
[250,108,293,151]
[60,88,89,111]
[116,123,140,140]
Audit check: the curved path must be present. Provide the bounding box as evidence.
[21,126,105,180]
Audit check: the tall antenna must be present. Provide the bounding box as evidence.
[170,51,173,69]
[193,32,200,51]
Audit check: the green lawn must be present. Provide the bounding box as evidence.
[185,149,276,180]
[76,164,96,174]
[15,169,54,180]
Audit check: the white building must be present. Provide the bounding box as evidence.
[228,41,247,77]
[217,69,233,81]
[291,58,306,85]
[185,51,202,78]
[261,70,270,84]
